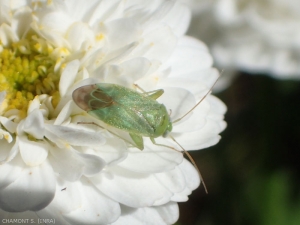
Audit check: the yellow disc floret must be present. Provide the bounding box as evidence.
[0,36,60,119]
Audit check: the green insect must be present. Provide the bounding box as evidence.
[72,82,217,193]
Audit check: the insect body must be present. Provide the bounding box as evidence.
[72,81,217,193]
[72,83,172,150]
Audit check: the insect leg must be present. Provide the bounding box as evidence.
[133,84,164,100]
[129,133,144,150]
[169,135,208,194]
[150,137,181,153]
[145,89,164,100]
[150,137,208,194]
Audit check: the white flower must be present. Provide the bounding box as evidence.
[188,0,300,81]
[0,0,226,224]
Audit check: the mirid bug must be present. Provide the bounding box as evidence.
[72,81,218,193]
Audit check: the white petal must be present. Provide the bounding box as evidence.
[172,99,210,133]
[0,153,23,190]
[155,202,179,225]
[0,116,18,133]
[55,0,103,24]
[87,137,128,166]
[0,23,19,44]
[59,60,80,97]
[135,1,174,33]
[105,57,151,87]
[174,116,225,150]
[66,23,95,52]
[162,2,191,36]
[49,146,105,181]
[96,42,138,66]
[106,18,141,51]
[27,96,41,113]
[0,128,13,143]
[54,100,74,125]
[49,147,84,181]
[45,124,105,147]
[111,203,179,225]
[0,156,55,212]
[23,109,44,139]
[171,159,200,201]
[11,6,32,38]
[37,177,120,225]
[118,138,183,173]
[154,166,186,194]
[132,25,177,62]
[180,159,200,192]
[91,167,172,208]
[0,139,12,162]
[19,135,49,166]
[158,77,206,98]
[0,91,6,104]
[164,39,213,75]
[0,138,19,164]
[87,0,123,25]
[38,11,73,34]
[208,95,227,116]
[157,87,195,122]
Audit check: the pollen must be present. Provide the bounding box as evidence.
[96,33,105,41]
[0,36,60,119]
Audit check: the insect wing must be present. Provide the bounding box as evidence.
[90,84,157,136]
[72,84,113,111]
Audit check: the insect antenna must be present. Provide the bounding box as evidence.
[133,83,146,93]
[173,74,221,124]
[169,135,208,194]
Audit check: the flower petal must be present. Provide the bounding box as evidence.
[162,1,191,36]
[65,23,95,52]
[59,60,80,97]
[0,138,19,164]
[132,25,177,62]
[118,138,183,173]
[91,167,173,208]
[104,57,151,87]
[171,159,200,202]
[157,87,195,122]
[11,6,32,38]
[86,136,128,166]
[154,166,186,194]
[45,124,105,147]
[54,100,74,125]
[0,23,19,44]
[111,202,179,225]
[0,116,18,133]
[49,146,105,181]
[105,18,141,51]
[18,135,49,167]
[23,109,44,139]
[0,128,13,143]
[0,139,12,162]
[0,91,6,104]
[0,156,55,212]
[37,177,120,225]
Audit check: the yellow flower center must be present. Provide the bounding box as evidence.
[0,35,60,119]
